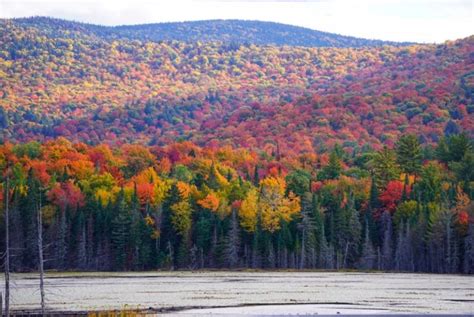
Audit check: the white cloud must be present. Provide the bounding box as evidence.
[0,0,472,42]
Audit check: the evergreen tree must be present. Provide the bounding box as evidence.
[226,209,240,268]
[299,193,317,268]
[358,222,376,270]
[395,221,414,271]
[318,150,342,180]
[381,211,393,270]
[21,170,40,269]
[370,147,400,189]
[161,183,181,265]
[111,189,131,270]
[463,224,474,274]
[342,194,362,268]
[450,151,474,198]
[436,132,472,163]
[286,170,311,197]
[76,211,88,269]
[251,218,262,268]
[195,210,213,267]
[253,165,260,186]
[396,134,422,176]
[366,177,380,246]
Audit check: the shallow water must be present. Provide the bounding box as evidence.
[3,271,474,314]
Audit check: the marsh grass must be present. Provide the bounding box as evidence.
[88,305,155,317]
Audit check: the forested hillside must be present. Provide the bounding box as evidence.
[0,134,473,273]
[0,18,473,274]
[0,18,472,155]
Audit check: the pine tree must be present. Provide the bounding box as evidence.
[299,193,317,269]
[463,224,474,274]
[370,147,400,189]
[381,211,393,270]
[76,211,87,269]
[395,221,406,271]
[338,194,362,268]
[319,225,334,269]
[160,183,181,266]
[226,209,240,268]
[176,239,189,268]
[367,179,380,246]
[253,165,260,186]
[358,222,376,270]
[56,205,68,270]
[195,210,212,267]
[251,218,262,268]
[22,170,40,269]
[111,189,131,270]
[396,134,422,176]
[318,150,342,180]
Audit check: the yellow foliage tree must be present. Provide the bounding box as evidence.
[239,188,258,232]
[259,176,300,232]
[95,187,118,207]
[170,200,192,237]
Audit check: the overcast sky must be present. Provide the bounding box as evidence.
[1,0,472,43]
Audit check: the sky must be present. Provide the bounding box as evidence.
[0,0,472,43]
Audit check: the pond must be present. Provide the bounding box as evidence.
[3,271,474,315]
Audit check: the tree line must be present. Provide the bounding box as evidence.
[1,133,473,273]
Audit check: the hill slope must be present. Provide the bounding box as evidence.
[9,17,409,47]
[0,18,472,155]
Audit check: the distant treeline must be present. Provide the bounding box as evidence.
[0,132,473,273]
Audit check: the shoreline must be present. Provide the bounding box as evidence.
[3,271,473,315]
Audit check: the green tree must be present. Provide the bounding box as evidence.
[396,134,422,176]
[369,147,400,189]
[111,189,131,270]
[417,163,443,203]
[318,150,342,180]
[436,133,472,163]
[286,169,311,197]
[449,151,474,197]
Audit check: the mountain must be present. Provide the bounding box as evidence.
[9,17,410,47]
[0,17,472,155]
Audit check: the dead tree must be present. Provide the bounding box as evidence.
[38,187,45,314]
[4,175,10,316]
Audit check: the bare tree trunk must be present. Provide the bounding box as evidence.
[38,188,45,314]
[300,229,306,269]
[4,176,10,316]
[446,217,451,273]
[377,247,381,270]
[342,242,349,269]
[167,241,174,271]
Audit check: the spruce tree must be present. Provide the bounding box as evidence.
[463,224,474,274]
[381,211,393,270]
[111,189,131,270]
[226,209,240,268]
[358,222,376,270]
[299,192,317,269]
[396,134,422,176]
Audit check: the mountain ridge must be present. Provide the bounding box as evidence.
[4,16,414,47]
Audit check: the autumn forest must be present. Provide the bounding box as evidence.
[0,17,473,274]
